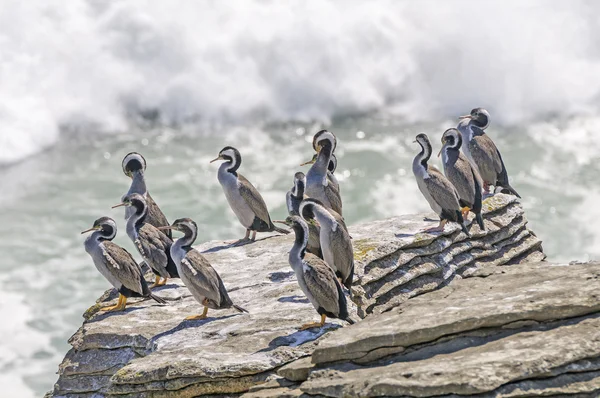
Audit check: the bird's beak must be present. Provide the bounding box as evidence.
[272,220,286,225]
[300,158,315,166]
[459,115,472,120]
[210,156,224,164]
[111,203,127,209]
[437,149,442,158]
[81,226,99,234]
[157,226,174,231]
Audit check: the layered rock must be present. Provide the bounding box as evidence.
[49,194,544,397]
[277,261,600,397]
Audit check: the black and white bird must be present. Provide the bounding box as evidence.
[301,153,340,193]
[121,152,172,239]
[299,199,354,291]
[305,130,343,215]
[457,108,520,198]
[439,128,485,230]
[82,217,166,312]
[412,133,470,236]
[275,216,353,330]
[211,146,289,245]
[159,218,247,320]
[113,193,179,288]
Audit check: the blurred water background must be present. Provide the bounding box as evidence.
[1,1,600,396]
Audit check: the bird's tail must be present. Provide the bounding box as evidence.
[233,304,249,313]
[150,293,167,305]
[273,225,290,235]
[475,212,485,230]
[471,168,485,231]
[499,184,521,199]
[495,149,521,198]
[456,211,471,237]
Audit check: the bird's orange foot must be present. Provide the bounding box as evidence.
[299,322,323,330]
[149,275,161,289]
[461,207,471,220]
[185,314,207,321]
[102,294,127,312]
[156,277,168,286]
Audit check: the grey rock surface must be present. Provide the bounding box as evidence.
[50,194,546,397]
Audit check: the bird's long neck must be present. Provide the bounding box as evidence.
[290,222,308,268]
[312,204,337,230]
[126,204,147,235]
[129,171,147,195]
[316,145,332,171]
[309,144,332,184]
[84,231,107,254]
[416,141,431,167]
[442,136,461,165]
[173,228,197,253]
[292,180,305,199]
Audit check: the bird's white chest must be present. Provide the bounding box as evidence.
[217,168,255,228]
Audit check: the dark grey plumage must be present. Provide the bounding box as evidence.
[212,146,289,244]
[440,129,485,230]
[305,130,343,215]
[121,152,172,239]
[82,217,166,312]
[457,108,520,198]
[299,199,354,291]
[413,134,470,236]
[277,216,352,330]
[165,218,247,320]
[116,193,178,287]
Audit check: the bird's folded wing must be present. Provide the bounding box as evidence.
[238,174,272,224]
[102,242,145,293]
[303,255,340,314]
[181,250,224,303]
[424,168,461,211]
[137,225,169,267]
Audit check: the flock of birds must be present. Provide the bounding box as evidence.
[82,107,520,330]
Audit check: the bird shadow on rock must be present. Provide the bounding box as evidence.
[147,314,241,347]
[256,324,341,353]
[88,305,148,323]
[395,232,417,239]
[278,295,310,304]
[151,283,180,292]
[269,271,295,283]
[202,235,282,254]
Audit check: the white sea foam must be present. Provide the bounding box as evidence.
[1,0,599,165]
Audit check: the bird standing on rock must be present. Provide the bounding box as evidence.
[159,218,248,320]
[121,152,172,239]
[82,217,166,312]
[275,216,353,330]
[412,133,470,236]
[305,130,343,215]
[457,108,521,198]
[439,129,485,230]
[299,199,354,291]
[211,146,289,246]
[113,193,179,288]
